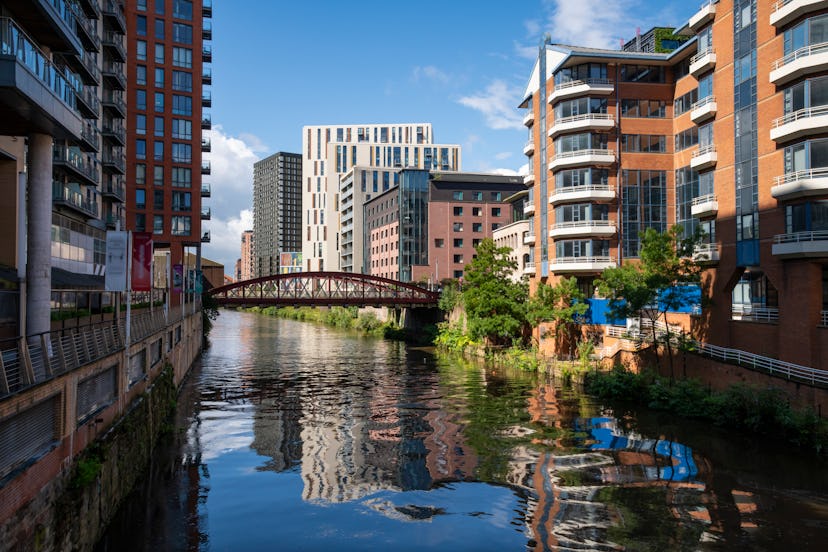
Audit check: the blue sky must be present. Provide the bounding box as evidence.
[202,0,698,272]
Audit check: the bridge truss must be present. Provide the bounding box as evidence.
[208,272,440,308]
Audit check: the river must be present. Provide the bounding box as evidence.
[96,309,828,551]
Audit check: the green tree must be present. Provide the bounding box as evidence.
[594,225,702,378]
[526,277,589,357]
[461,238,528,346]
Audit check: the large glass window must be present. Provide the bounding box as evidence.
[555,168,609,189]
[171,167,191,188]
[171,191,191,211]
[136,114,146,135]
[621,134,667,153]
[136,65,147,85]
[785,138,828,172]
[554,203,609,223]
[555,239,609,258]
[674,89,698,115]
[620,99,666,118]
[173,0,193,20]
[136,139,146,160]
[172,143,192,162]
[154,141,164,161]
[171,118,192,139]
[136,40,147,61]
[786,201,828,233]
[621,65,666,83]
[554,63,607,85]
[785,14,828,55]
[555,97,607,119]
[172,71,192,92]
[784,76,828,114]
[154,43,165,64]
[622,170,667,257]
[154,92,164,112]
[136,15,147,36]
[172,94,192,115]
[555,132,609,153]
[172,47,192,68]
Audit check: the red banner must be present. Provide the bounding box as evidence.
[131,232,153,292]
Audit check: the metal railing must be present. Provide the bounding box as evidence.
[691,95,716,111]
[52,181,99,218]
[773,104,828,128]
[551,149,615,162]
[693,341,828,386]
[774,167,828,186]
[690,49,716,65]
[774,41,828,71]
[550,219,614,230]
[692,193,717,206]
[731,304,779,323]
[523,140,534,151]
[693,143,716,157]
[553,112,614,125]
[773,230,828,244]
[552,184,614,197]
[552,78,613,92]
[550,255,614,265]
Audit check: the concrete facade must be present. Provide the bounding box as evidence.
[252,152,302,277]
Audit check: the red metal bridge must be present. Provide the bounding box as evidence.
[207,272,440,308]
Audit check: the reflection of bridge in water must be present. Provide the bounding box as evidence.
[208,272,440,308]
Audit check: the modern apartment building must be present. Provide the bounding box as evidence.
[301,123,461,272]
[521,0,828,368]
[239,229,254,282]
[492,190,533,282]
[363,170,525,283]
[124,0,210,273]
[0,0,126,337]
[252,151,302,277]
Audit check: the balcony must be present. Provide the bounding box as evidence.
[693,243,720,263]
[203,0,213,17]
[771,105,828,143]
[66,49,101,86]
[201,161,211,175]
[772,167,828,200]
[73,9,100,52]
[691,193,718,218]
[0,17,82,140]
[201,207,211,220]
[201,114,212,129]
[732,304,779,323]
[523,200,535,216]
[690,96,717,124]
[203,20,212,40]
[202,45,212,63]
[690,144,717,171]
[201,138,211,152]
[3,0,83,56]
[523,262,536,275]
[689,49,716,78]
[52,181,98,219]
[549,184,615,205]
[523,140,535,156]
[101,90,126,118]
[770,42,828,86]
[202,90,212,107]
[548,149,615,172]
[79,121,99,152]
[523,173,535,186]
[689,1,716,32]
[548,113,614,138]
[102,0,126,34]
[53,147,97,184]
[77,0,101,20]
[201,183,211,197]
[771,0,825,27]
[75,86,100,119]
[548,256,615,274]
[102,30,126,63]
[101,179,124,202]
[523,110,534,126]
[101,150,125,174]
[523,231,536,245]
[549,220,616,239]
[201,231,211,243]
[101,61,125,90]
[772,230,828,258]
[102,122,125,146]
[202,67,212,84]
[548,79,614,104]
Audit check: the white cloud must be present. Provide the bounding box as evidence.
[517,163,530,176]
[544,0,631,50]
[200,125,264,272]
[495,151,512,161]
[412,65,451,84]
[458,80,524,131]
[489,168,519,176]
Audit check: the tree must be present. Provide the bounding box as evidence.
[526,277,589,357]
[461,238,528,346]
[594,225,702,378]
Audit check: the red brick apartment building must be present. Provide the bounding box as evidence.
[363,170,524,284]
[521,0,828,368]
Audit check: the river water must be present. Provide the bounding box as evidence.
[97,310,828,551]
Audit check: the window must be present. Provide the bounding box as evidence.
[173,23,193,44]
[136,114,146,135]
[491,223,501,231]
[137,0,147,10]
[675,127,699,151]
[135,213,146,232]
[155,43,165,63]
[172,143,191,162]
[172,47,192,68]
[153,215,163,234]
[473,222,482,232]
[556,168,609,189]
[453,206,463,216]
[171,216,191,236]
[173,0,193,20]
[136,139,146,159]
[621,65,666,83]
[172,191,191,211]
[171,167,191,187]
[155,0,165,14]
[472,192,483,201]
[154,141,164,161]
[554,62,607,85]
[136,164,146,185]
[155,68,164,87]
[622,134,667,153]
[674,89,698,116]
[154,116,164,137]
[472,207,482,216]
[555,97,607,119]
[172,71,192,91]
[472,239,482,247]
[452,191,463,200]
[154,18,164,39]
[153,190,164,209]
[453,254,464,263]
[454,270,464,279]
[435,238,445,248]
[785,138,828,173]
[171,119,191,139]
[453,238,463,247]
[172,95,192,115]
[136,15,147,36]
[136,65,147,85]
[136,40,147,61]
[453,222,463,232]
[135,189,146,209]
[620,99,666,118]
[136,89,147,110]
[154,92,164,112]
[154,166,164,185]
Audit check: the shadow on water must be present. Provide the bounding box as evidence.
[97,310,828,552]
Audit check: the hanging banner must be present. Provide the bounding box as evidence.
[172,264,183,293]
[105,231,128,291]
[131,232,153,292]
[153,252,169,289]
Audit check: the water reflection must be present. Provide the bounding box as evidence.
[98,310,828,552]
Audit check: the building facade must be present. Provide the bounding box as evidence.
[301,123,461,272]
[239,229,254,281]
[493,190,533,282]
[124,0,210,273]
[521,0,828,368]
[252,151,302,277]
[363,170,525,283]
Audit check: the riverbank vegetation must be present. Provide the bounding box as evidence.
[586,367,828,455]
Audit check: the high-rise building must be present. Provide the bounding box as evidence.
[301,123,461,272]
[521,0,828,367]
[0,0,126,337]
[252,151,302,277]
[124,0,211,273]
[239,229,254,281]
